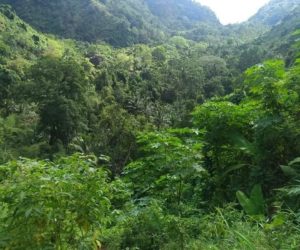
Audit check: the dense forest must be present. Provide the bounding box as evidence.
[1,0,300,249]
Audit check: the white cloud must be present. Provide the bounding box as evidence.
[196,0,270,24]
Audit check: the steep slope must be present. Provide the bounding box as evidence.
[145,0,219,29]
[0,0,219,46]
[232,5,300,72]
[0,5,55,62]
[0,0,161,46]
[253,6,300,60]
[249,0,300,26]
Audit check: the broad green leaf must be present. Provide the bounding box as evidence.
[280,165,298,177]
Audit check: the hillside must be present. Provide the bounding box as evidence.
[145,0,219,28]
[258,5,300,56]
[0,0,220,46]
[235,5,300,72]
[0,4,235,168]
[249,0,300,26]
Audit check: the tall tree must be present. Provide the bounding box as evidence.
[28,56,89,146]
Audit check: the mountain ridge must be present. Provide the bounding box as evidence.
[0,0,220,46]
[249,0,300,26]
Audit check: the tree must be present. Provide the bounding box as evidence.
[0,67,20,115]
[27,56,89,146]
[193,101,259,203]
[124,129,204,212]
[87,86,139,175]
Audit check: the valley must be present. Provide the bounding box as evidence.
[0,1,300,249]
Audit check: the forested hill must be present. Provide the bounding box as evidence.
[237,4,300,71]
[145,0,219,28]
[249,0,300,26]
[258,5,300,56]
[0,0,219,46]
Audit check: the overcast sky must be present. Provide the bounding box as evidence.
[197,0,270,24]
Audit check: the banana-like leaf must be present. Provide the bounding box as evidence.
[236,191,254,215]
[288,157,300,166]
[236,184,264,216]
[280,165,298,177]
[250,184,264,215]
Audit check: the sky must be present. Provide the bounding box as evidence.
[196,0,270,24]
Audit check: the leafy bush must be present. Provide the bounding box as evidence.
[0,154,114,249]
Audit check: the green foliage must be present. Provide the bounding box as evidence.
[236,184,265,216]
[1,2,300,249]
[0,66,20,114]
[0,113,38,163]
[193,100,259,203]
[0,5,235,171]
[27,56,90,146]
[249,0,300,26]
[280,157,300,179]
[105,204,300,250]
[0,154,114,249]
[192,56,300,205]
[87,91,139,174]
[279,157,300,209]
[247,5,300,65]
[0,0,219,46]
[124,129,204,211]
